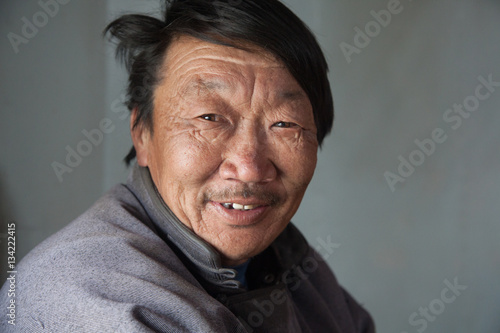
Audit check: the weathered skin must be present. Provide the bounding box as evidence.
[132,35,318,266]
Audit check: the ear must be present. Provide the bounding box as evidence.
[130,108,151,167]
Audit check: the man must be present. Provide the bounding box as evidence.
[1,0,375,332]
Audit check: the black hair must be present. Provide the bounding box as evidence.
[104,0,334,165]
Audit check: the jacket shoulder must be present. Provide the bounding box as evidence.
[0,185,238,332]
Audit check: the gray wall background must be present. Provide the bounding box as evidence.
[1,0,499,332]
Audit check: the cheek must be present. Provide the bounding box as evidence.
[151,130,224,188]
[148,131,225,224]
[287,150,317,189]
[271,135,318,188]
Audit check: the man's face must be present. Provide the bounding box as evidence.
[132,36,318,266]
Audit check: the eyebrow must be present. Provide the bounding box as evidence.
[183,78,308,103]
[280,90,308,101]
[183,78,228,96]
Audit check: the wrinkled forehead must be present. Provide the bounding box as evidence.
[163,35,284,71]
[156,35,309,101]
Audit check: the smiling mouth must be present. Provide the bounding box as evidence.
[221,203,261,211]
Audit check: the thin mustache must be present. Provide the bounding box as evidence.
[204,185,282,206]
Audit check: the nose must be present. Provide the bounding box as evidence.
[219,125,277,184]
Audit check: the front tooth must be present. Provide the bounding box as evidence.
[232,203,244,210]
[243,205,256,210]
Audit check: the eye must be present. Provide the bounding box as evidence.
[273,121,297,128]
[199,114,219,122]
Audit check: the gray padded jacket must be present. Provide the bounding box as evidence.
[0,165,375,332]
